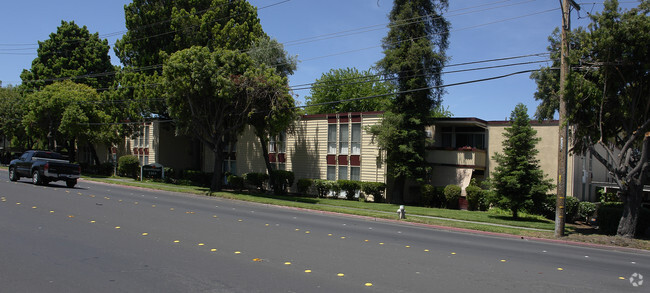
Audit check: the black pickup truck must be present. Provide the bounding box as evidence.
[9,150,81,188]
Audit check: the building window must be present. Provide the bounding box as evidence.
[278,132,286,153]
[269,136,276,153]
[351,123,361,155]
[338,165,348,180]
[351,166,360,181]
[339,124,349,155]
[327,166,336,181]
[144,125,150,147]
[328,124,337,154]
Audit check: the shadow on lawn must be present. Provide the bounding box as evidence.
[487,214,552,224]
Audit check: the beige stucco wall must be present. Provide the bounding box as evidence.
[487,122,575,195]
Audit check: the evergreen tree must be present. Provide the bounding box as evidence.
[492,104,553,219]
[371,0,450,203]
[20,21,114,91]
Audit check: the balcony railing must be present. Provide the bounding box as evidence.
[425,147,486,169]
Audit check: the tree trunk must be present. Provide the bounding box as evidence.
[210,148,225,192]
[617,184,643,238]
[389,175,405,204]
[512,206,519,219]
[256,133,277,194]
[87,142,100,166]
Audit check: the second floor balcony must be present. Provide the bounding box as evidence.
[425,147,487,169]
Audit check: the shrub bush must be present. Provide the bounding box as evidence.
[329,181,341,198]
[297,178,313,195]
[420,184,437,207]
[227,174,244,191]
[465,185,483,211]
[565,196,580,223]
[182,169,212,187]
[577,201,597,222]
[337,180,361,200]
[597,203,650,236]
[243,172,269,192]
[270,170,295,195]
[118,155,140,179]
[361,182,386,203]
[443,185,462,209]
[313,179,331,198]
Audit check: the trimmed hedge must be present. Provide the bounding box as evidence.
[338,180,361,200]
[361,182,386,203]
[227,174,244,191]
[465,185,483,211]
[421,184,445,208]
[118,155,139,179]
[297,178,313,195]
[313,179,332,198]
[244,172,269,192]
[444,185,461,209]
[271,170,294,195]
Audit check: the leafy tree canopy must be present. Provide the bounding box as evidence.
[115,0,266,68]
[23,81,112,154]
[304,67,393,115]
[20,21,114,90]
[532,0,650,237]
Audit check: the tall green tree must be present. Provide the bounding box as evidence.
[22,81,112,160]
[371,0,450,203]
[491,104,553,219]
[20,21,114,90]
[304,67,393,115]
[163,46,265,192]
[247,36,298,193]
[114,0,267,118]
[532,0,650,237]
[0,85,29,150]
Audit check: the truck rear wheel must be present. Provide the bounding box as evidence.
[32,170,43,185]
[9,167,19,181]
[66,179,77,188]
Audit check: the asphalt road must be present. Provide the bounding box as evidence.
[1,173,648,292]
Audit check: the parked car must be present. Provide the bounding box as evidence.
[9,150,81,188]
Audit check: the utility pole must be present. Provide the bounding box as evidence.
[555,0,580,238]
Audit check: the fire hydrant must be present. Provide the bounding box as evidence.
[397,205,406,219]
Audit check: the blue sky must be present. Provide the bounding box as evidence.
[0,0,641,120]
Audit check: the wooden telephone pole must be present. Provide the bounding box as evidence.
[555,0,580,238]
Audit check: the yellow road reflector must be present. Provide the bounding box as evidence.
[379,242,384,245]
[337,273,345,277]
[234,251,241,254]
[152,205,156,207]
[170,208,174,211]
[365,283,373,287]
[32,206,37,209]
[284,262,292,265]
[67,215,75,218]
[304,270,312,273]
[340,236,346,239]
[16,202,21,205]
[500,260,507,262]
[210,248,217,252]
[49,210,54,213]
[424,249,430,252]
[252,258,262,262]
[405,246,410,248]
[115,226,121,229]
[364,240,369,242]
[451,252,456,255]
[265,224,270,226]
[305,231,310,234]
[198,243,205,246]
[557,268,564,271]
[141,233,149,236]
[90,220,96,223]
[619,277,625,280]
[173,240,180,243]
